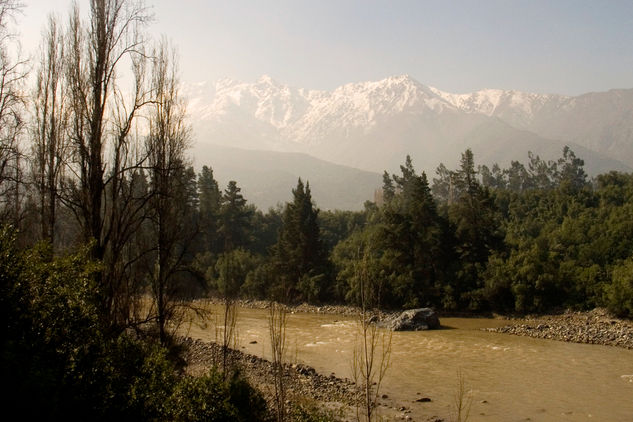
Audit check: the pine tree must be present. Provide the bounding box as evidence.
[449,149,503,308]
[218,181,252,251]
[197,165,221,253]
[381,157,450,307]
[381,171,395,204]
[273,179,328,302]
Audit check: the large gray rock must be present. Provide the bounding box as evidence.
[383,308,440,331]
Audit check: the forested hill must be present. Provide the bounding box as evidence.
[194,143,381,211]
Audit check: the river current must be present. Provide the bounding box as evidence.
[183,305,633,421]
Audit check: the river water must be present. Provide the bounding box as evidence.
[183,305,633,421]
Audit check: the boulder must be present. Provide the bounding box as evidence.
[383,308,440,331]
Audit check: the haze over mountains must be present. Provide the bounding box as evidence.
[185,75,633,210]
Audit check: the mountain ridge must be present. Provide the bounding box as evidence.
[186,74,633,182]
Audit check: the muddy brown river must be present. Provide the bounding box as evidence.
[183,306,633,421]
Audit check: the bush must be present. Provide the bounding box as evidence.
[166,370,270,422]
[605,259,633,317]
[0,228,270,421]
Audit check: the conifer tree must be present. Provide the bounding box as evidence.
[449,149,503,308]
[273,179,328,302]
[218,181,252,251]
[197,165,221,252]
[381,170,395,204]
[382,157,449,307]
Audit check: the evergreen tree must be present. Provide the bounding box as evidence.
[449,149,503,309]
[272,179,328,302]
[381,170,395,204]
[527,151,557,190]
[218,181,252,251]
[197,165,221,253]
[381,158,450,307]
[432,162,457,205]
[557,146,587,191]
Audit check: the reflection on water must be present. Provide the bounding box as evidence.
[183,306,633,422]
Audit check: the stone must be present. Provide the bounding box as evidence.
[381,308,440,331]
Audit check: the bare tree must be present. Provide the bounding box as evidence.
[0,0,27,226]
[452,369,473,422]
[145,41,193,344]
[61,0,153,324]
[216,251,240,375]
[352,244,392,422]
[269,301,288,422]
[30,14,68,247]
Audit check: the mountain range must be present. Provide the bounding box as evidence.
[185,75,633,210]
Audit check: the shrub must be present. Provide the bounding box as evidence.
[166,370,270,422]
[605,259,633,317]
[0,228,270,421]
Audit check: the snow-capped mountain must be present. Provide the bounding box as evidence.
[186,75,633,177]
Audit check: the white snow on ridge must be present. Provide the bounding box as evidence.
[183,75,589,150]
[430,86,570,119]
[186,75,573,133]
[185,74,463,142]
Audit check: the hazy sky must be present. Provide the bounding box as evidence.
[19,0,633,95]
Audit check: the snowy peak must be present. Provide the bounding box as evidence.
[186,75,633,174]
[329,74,451,115]
[190,76,312,129]
[189,74,457,137]
[430,86,569,118]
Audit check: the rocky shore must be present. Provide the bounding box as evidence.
[486,308,633,349]
[195,297,371,317]
[181,336,359,419]
[181,337,443,422]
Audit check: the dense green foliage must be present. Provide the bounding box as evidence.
[186,147,633,317]
[0,228,269,421]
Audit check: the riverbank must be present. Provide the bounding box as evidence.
[181,337,443,422]
[194,297,370,317]
[486,308,633,349]
[181,336,357,419]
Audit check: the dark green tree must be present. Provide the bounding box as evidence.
[381,157,451,307]
[557,146,587,191]
[218,181,252,251]
[449,149,503,309]
[272,179,329,302]
[197,165,221,253]
[432,162,457,205]
[381,170,395,204]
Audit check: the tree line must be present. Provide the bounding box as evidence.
[177,148,633,319]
